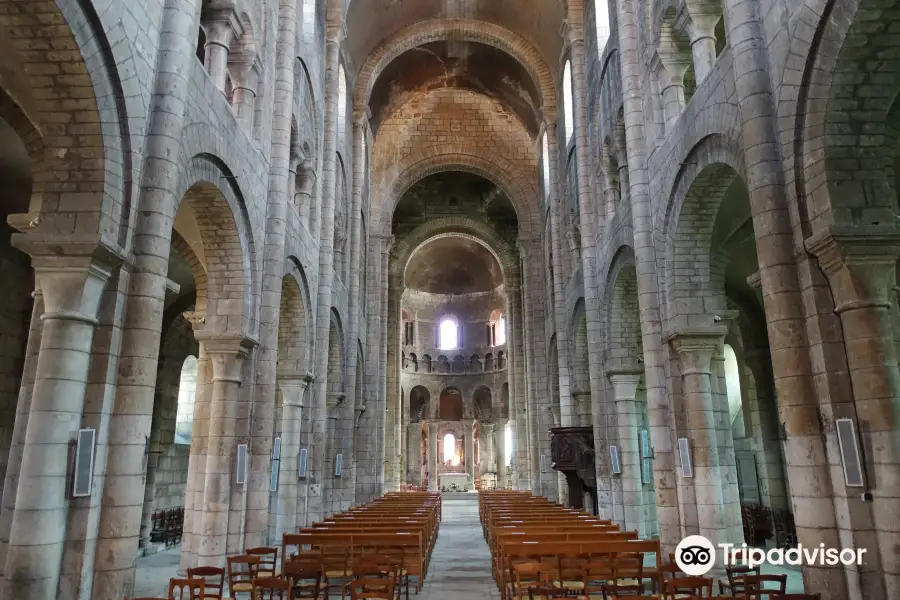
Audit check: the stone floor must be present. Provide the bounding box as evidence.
[132,492,804,598]
[418,492,498,599]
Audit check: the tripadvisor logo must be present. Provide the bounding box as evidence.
[675,535,867,575]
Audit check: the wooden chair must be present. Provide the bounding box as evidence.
[186,566,226,600]
[322,545,353,600]
[605,552,644,596]
[663,576,714,598]
[253,576,292,600]
[772,595,820,600]
[743,574,788,598]
[227,555,261,599]
[282,555,323,599]
[349,576,395,600]
[511,561,554,599]
[717,564,758,596]
[526,586,570,599]
[551,554,587,592]
[246,547,279,579]
[580,557,615,599]
[168,578,205,600]
[376,544,410,600]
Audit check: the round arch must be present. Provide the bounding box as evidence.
[438,386,464,421]
[353,19,556,118]
[0,0,132,245]
[375,145,540,236]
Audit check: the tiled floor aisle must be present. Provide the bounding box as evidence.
[420,492,499,599]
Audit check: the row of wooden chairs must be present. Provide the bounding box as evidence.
[149,507,184,548]
[478,491,818,600]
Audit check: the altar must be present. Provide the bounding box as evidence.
[439,472,470,490]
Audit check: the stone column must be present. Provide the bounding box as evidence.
[722,0,844,594]
[406,422,419,486]
[0,289,43,574]
[307,5,344,526]
[617,162,630,206]
[92,0,202,593]
[507,283,529,490]
[666,327,728,548]
[482,422,495,473]
[427,422,438,491]
[233,62,259,130]
[710,312,742,544]
[343,117,368,507]
[573,392,592,427]
[742,349,788,512]
[615,0,682,555]
[687,14,718,83]
[660,66,688,129]
[465,422,475,489]
[195,335,255,567]
[324,392,347,516]
[204,12,240,93]
[1,244,119,600]
[808,230,900,598]
[609,367,645,538]
[567,30,616,516]
[180,328,211,573]
[275,376,310,542]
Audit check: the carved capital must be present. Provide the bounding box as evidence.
[607,365,644,401]
[278,376,310,407]
[806,227,900,313]
[326,392,346,415]
[664,326,727,375]
[194,334,256,383]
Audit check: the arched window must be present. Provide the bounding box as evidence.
[595,0,610,55]
[301,0,316,41]
[438,316,459,350]
[337,64,347,143]
[443,433,458,465]
[563,61,574,142]
[504,422,512,468]
[723,344,745,437]
[488,309,506,346]
[541,132,551,199]
[175,356,199,445]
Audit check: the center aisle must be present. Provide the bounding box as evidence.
[420,492,498,599]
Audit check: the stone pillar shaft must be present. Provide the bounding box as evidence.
[482,423,495,473]
[691,37,716,82]
[275,377,308,542]
[427,423,437,491]
[615,0,682,555]
[2,250,116,600]
[180,334,211,573]
[92,0,202,595]
[233,68,258,130]
[507,286,529,490]
[204,19,234,93]
[307,12,343,524]
[0,290,43,574]
[465,425,475,488]
[610,370,645,537]
[808,231,900,598]
[196,336,253,567]
[667,329,728,546]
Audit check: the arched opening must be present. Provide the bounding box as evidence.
[489,309,506,346]
[409,386,429,421]
[174,356,199,445]
[595,0,610,53]
[196,26,207,65]
[541,131,551,199]
[439,387,463,421]
[439,316,459,350]
[337,63,348,143]
[443,433,459,466]
[563,60,574,142]
[473,386,492,422]
[504,422,512,469]
[723,344,744,438]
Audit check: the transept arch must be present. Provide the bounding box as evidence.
[378,147,539,236]
[352,19,557,117]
